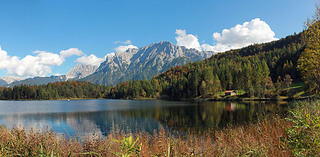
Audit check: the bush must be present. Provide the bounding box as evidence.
[284,100,320,156]
[113,135,142,157]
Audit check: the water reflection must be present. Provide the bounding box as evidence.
[0,111,164,137]
[0,100,288,137]
[121,101,288,132]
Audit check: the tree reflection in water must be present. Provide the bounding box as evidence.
[120,101,289,132]
[0,100,289,137]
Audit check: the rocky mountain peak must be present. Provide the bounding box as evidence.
[82,41,215,85]
[66,64,98,79]
[0,76,24,84]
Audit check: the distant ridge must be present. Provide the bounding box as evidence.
[0,76,24,87]
[8,75,68,87]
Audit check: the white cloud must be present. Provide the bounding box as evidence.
[2,54,54,78]
[75,54,104,66]
[211,18,278,52]
[34,51,64,66]
[12,55,52,77]
[60,48,84,58]
[114,40,132,44]
[0,47,16,70]
[115,45,138,53]
[175,29,202,51]
[176,18,277,53]
[201,44,215,51]
[0,46,88,78]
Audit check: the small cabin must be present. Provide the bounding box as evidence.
[225,90,236,96]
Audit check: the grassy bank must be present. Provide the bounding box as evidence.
[0,100,319,156]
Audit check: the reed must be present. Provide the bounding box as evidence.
[0,118,289,156]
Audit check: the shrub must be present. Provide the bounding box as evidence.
[113,135,142,157]
[284,100,320,156]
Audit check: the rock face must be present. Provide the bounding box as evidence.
[66,64,98,80]
[0,79,6,87]
[82,41,215,85]
[0,76,24,87]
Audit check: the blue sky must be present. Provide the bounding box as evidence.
[0,0,315,78]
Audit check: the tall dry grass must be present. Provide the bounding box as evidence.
[4,99,320,156]
[0,115,292,157]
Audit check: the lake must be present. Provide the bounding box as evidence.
[0,99,289,137]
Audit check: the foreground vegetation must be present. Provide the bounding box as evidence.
[0,100,319,156]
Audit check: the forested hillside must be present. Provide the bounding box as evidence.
[106,33,305,99]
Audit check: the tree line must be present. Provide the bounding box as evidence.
[0,81,110,100]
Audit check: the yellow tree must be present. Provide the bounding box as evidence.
[297,1,320,94]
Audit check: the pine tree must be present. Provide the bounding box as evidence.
[213,74,222,95]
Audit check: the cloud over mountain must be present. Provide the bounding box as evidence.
[115,45,138,53]
[0,47,20,73]
[34,51,64,66]
[212,18,278,52]
[75,54,105,66]
[176,18,277,52]
[0,47,86,78]
[175,29,202,51]
[60,48,84,58]
[0,49,63,77]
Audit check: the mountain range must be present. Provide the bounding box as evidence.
[8,75,68,87]
[82,41,214,85]
[1,41,215,87]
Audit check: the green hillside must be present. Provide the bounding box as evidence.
[153,33,305,98]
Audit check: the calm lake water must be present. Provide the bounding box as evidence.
[0,99,289,137]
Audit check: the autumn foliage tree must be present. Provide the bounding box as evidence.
[298,1,320,94]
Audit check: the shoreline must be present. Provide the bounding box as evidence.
[0,96,317,102]
[0,92,317,102]
[205,96,318,102]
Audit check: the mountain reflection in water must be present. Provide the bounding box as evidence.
[0,100,288,137]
